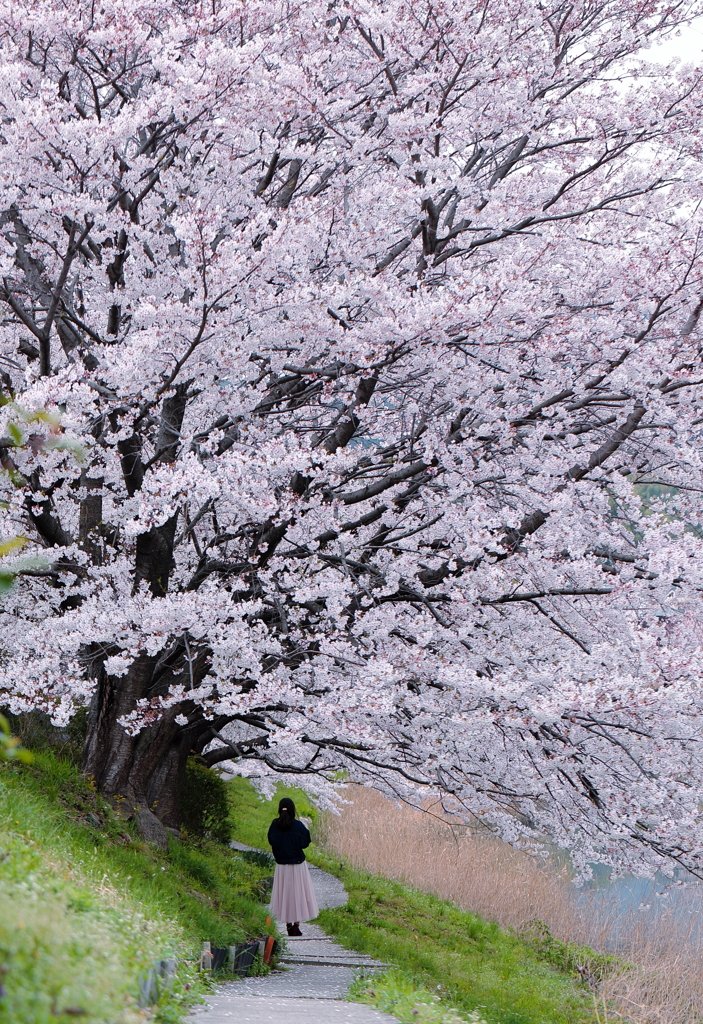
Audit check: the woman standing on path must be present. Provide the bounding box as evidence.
[267,797,319,936]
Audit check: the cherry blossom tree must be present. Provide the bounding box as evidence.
[1,0,703,870]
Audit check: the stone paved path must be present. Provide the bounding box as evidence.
[188,843,395,1024]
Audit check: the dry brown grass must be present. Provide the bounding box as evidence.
[320,787,703,1024]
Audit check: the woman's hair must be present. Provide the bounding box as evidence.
[276,796,296,831]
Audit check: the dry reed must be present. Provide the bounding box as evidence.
[320,788,703,1024]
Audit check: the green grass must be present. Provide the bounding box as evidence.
[0,753,275,1024]
[228,779,598,1024]
[350,971,489,1023]
[318,861,596,1024]
[0,755,606,1024]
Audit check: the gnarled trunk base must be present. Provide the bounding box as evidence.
[83,658,192,848]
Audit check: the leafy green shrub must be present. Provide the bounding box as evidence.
[180,758,232,843]
[4,708,86,765]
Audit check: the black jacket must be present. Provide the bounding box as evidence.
[267,818,311,864]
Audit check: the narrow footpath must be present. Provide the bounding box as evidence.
[188,842,395,1024]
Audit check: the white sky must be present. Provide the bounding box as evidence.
[647,17,703,64]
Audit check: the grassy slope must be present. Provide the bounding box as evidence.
[317,864,595,1024]
[0,761,601,1024]
[0,754,273,1024]
[228,778,597,1024]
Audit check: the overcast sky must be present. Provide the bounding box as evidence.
[649,17,703,64]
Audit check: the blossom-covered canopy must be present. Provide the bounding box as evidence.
[1,0,703,870]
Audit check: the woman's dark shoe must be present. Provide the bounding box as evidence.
[289,924,303,936]
[286,923,295,936]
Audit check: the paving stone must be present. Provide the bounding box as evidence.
[214,964,358,999]
[189,994,398,1023]
[284,936,386,968]
[307,863,349,910]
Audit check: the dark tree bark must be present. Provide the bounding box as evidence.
[83,650,209,847]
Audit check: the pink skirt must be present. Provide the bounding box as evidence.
[270,861,319,923]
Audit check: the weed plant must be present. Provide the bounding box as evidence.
[351,972,488,1023]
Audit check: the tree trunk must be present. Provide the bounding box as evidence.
[83,656,193,848]
[82,383,199,843]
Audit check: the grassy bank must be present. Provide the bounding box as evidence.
[318,861,597,1024]
[0,753,273,1024]
[227,779,599,1024]
[0,760,608,1024]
